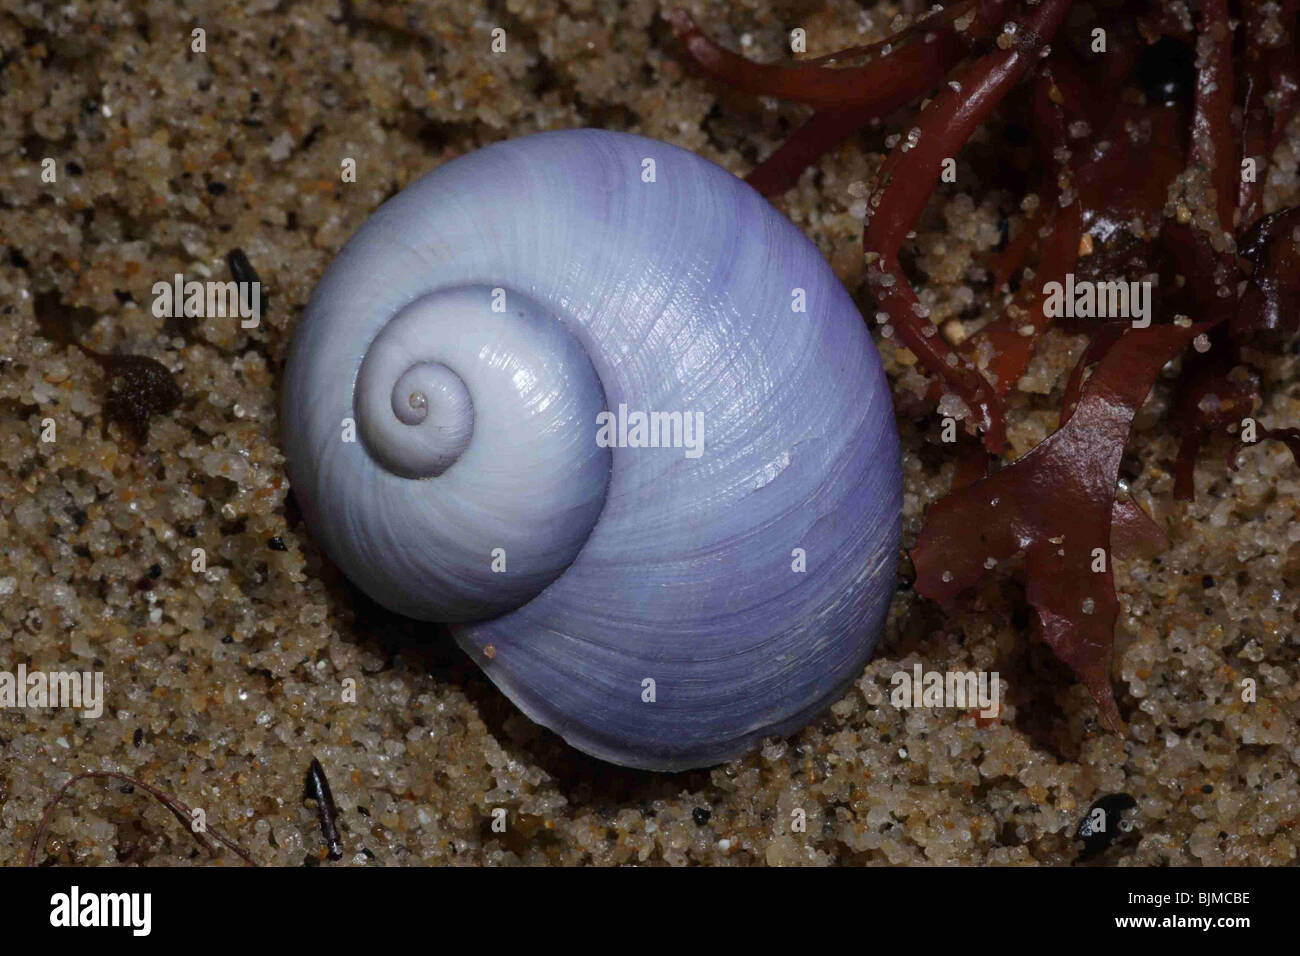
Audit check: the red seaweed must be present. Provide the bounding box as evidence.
[668,0,1300,728]
[1236,206,1300,343]
[1239,0,1299,229]
[863,0,1076,451]
[964,69,1081,398]
[912,324,1205,729]
[1110,497,1171,560]
[666,3,1009,197]
[1230,426,1300,472]
[1190,0,1238,235]
[665,7,968,111]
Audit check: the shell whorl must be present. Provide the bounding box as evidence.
[284,129,902,770]
[340,284,611,621]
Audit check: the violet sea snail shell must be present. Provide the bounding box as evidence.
[283,129,902,770]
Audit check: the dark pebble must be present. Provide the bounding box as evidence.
[1077,793,1137,859]
[227,247,260,285]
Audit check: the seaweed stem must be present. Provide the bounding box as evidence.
[864,0,1076,451]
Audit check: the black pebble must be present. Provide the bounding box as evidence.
[268,536,287,551]
[227,247,259,285]
[226,248,268,318]
[207,181,227,196]
[692,807,711,826]
[1077,793,1137,859]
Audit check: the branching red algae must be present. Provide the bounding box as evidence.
[862,0,1076,453]
[668,0,1300,728]
[665,3,1011,198]
[911,324,1206,730]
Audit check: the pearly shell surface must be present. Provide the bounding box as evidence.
[284,129,901,770]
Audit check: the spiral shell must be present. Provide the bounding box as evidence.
[284,129,901,770]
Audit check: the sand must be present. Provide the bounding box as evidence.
[1,0,1297,865]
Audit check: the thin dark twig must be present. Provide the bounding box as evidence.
[27,770,258,867]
